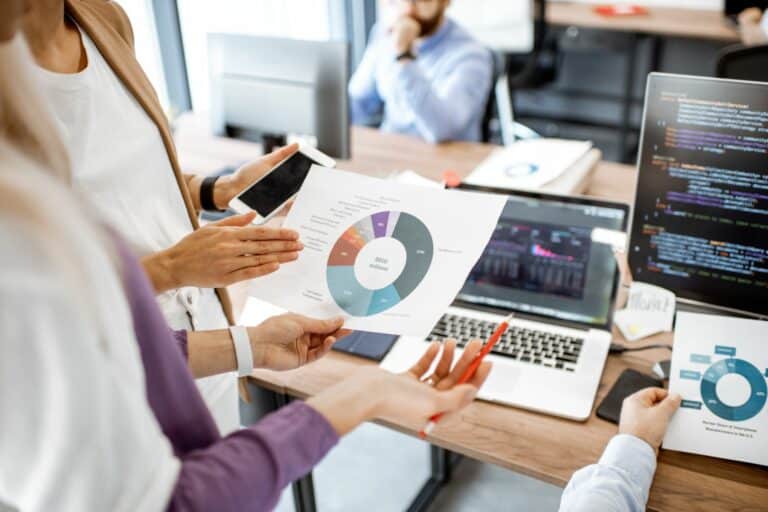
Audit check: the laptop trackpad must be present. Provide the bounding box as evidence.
[480,364,521,400]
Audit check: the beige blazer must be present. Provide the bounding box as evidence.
[65,0,235,326]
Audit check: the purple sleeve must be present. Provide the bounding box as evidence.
[171,329,188,359]
[167,401,339,512]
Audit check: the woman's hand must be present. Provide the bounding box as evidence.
[374,339,491,423]
[141,211,302,293]
[619,387,681,454]
[307,339,492,436]
[248,314,349,371]
[212,144,300,210]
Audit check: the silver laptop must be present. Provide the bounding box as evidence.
[381,186,629,421]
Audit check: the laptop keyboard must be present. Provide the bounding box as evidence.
[426,314,584,372]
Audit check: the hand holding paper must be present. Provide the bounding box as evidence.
[249,166,507,337]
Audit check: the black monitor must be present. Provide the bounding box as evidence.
[629,73,768,319]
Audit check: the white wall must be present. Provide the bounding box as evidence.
[177,0,332,113]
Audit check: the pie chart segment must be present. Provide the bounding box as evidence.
[327,236,361,266]
[326,265,374,317]
[327,211,433,317]
[371,211,389,238]
[353,216,376,244]
[700,358,767,422]
[391,212,434,299]
[385,211,401,237]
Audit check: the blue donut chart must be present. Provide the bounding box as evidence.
[700,358,767,422]
[326,211,434,317]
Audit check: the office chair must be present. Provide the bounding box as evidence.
[485,0,556,145]
[715,43,768,81]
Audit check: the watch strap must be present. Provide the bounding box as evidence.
[200,175,224,212]
[229,326,254,377]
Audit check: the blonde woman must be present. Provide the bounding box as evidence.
[0,11,492,510]
[20,0,311,432]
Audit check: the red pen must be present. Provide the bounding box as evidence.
[419,313,514,439]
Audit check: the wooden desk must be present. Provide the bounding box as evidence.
[547,2,740,42]
[243,127,768,512]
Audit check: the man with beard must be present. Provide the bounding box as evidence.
[349,0,492,143]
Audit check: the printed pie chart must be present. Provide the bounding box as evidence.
[327,211,433,316]
[700,358,767,422]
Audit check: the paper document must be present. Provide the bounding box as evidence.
[387,170,443,189]
[663,313,768,467]
[464,139,592,191]
[614,282,676,341]
[249,166,507,337]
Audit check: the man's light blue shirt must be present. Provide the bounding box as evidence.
[348,18,493,143]
[559,434,657,512]
[762,9,768,37]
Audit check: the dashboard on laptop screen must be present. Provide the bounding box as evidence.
[456,189,628,329]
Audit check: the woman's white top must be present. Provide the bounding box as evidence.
[35,26,237,433]
[0,160,180,512]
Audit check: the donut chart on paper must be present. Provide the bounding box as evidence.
[700,358,767,422]
[327,211,433,316]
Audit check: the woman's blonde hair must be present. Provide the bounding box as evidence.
[0,34,121,336]
[0,35,71,182]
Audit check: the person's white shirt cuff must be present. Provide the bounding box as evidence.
[599,434,657,500]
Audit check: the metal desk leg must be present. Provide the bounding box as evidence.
[619,33,639,163]
[292,472,318,512]
[406,445,462,512]
[269,391,319,512]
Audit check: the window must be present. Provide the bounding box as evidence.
[177,0,333,112]
[118,0,170,109]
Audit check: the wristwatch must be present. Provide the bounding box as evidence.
[396,49,416,62]
[200,175,225,212]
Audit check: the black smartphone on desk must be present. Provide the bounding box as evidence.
[596,369,663,424]
[332,331,399,362]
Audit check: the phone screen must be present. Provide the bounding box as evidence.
[237,152,318,216]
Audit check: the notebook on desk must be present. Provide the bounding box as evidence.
[464,139,599,196]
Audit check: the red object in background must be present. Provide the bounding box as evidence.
[442,170,461,188]
[594,4,649,16]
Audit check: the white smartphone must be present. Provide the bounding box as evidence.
[228,143,336,224]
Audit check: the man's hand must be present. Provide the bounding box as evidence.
[391,15,421,54]
[738,7,768,45]
[142,211,302,293]
[248,314,349,371]
[212,143,300,210]
[619,387,682,454]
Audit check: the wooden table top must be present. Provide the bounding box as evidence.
[547,2,740,42]
[245,127,768,512]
